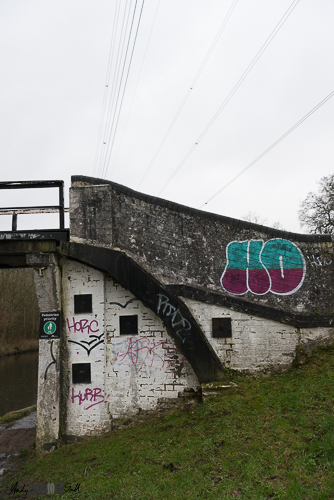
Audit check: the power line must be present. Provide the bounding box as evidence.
[111,0,162,171]
[199,89,334,209]
[104,0,146,179]
[96,0,132,178]
[157,0,300,197]
[93,0,121,177]
[136,0,239,190]
[98,0,135,178]
[101,0,139,178]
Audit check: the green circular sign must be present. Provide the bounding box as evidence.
[44,321,56,335]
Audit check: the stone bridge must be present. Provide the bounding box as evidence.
[1,176,333,452]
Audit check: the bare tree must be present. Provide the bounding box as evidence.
[0,268,39,345]
[243,211,284,230]
[299,174,334,234]
[243,211,267,225]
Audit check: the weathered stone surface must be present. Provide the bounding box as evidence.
[32,255,61,454]
[70,184,112,248]
[71,176,334,317]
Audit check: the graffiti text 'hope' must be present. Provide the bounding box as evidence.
[221,238,306,296]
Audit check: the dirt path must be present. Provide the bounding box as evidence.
[0,412,36,479]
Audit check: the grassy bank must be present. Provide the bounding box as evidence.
[0,339,39,358]
[2,345,334,499]
[0,405,36,427]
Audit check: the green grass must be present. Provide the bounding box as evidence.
[0,405,36,426]
[2,345,334,499]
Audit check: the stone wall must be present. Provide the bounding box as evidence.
[70,176,334,318]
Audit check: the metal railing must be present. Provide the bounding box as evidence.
[0,180,68,231]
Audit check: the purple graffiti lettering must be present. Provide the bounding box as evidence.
[114,337,183,380]
[71,387,104,410]
[89,320,99,333]
[117,337,150,374]
[66,317,100,335]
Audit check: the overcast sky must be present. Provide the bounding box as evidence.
[1,0,333,233]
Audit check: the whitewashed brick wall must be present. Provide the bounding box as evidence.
[62,259,110,437]
[181,297,334,373]
[104,277,199,419]
[61,259,199,437]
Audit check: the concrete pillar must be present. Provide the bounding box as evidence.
[27,253,61,453]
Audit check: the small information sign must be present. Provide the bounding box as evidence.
[39,312,61,339]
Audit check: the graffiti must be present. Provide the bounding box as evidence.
[67,317,104,355]
[109,298,137,308]
[157,294,192,345]
[307,255,332,267]
[111,337,184,379]
[221,238,306,296]
[68,333,104,356]
[44,340,58,381]
[71,387,105,410]
[66,317,99,334]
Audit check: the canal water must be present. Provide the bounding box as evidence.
[0,351,39,417]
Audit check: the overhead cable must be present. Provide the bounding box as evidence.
[93,0,121,176]
[199,89,334,209]
[99,0,135,178]
[137,0,239,190]
[157,0,300,196]
[104,0,146,179]
[111,0,162,171]
[96,0,132,178]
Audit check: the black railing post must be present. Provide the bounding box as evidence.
[12,213,17,231]
[59,181,65,230]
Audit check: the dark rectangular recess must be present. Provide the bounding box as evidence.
[72,363,91,384]
[212,317,232,338]
[74,294,92,314]
[120,315,138,335]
